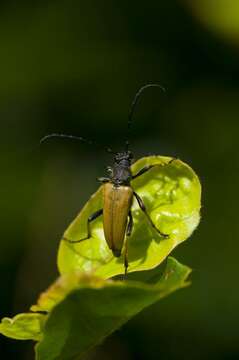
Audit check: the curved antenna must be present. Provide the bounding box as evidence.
[40,133,114,154]
[126,83,165,150]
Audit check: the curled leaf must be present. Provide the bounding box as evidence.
[58,156,201,278]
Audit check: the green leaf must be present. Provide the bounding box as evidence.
[0,313,46,341]
[58,156,201,278]
[35,257,191,360]
[30,273,107,313]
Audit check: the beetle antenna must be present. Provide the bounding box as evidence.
[40,133,114,154]
[125,83,165,150]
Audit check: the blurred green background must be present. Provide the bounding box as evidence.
[0,0,239,359]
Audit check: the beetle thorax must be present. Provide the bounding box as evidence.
[112,151,133,186]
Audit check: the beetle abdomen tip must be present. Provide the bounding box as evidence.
[112,249,121,257]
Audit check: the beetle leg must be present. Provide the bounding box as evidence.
[97,177,110,183]
[63,208,103,243]
[124,237,128,276]
[132,158,175,179]
[124,211,134,276]
[124,211,133,276]
[133,192,169,238]
[126,211,133,237]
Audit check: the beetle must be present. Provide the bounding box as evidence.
[40,84,174,274]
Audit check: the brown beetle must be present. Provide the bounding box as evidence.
[40,84,173,274]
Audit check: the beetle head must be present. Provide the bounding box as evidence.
[114,151,133,164]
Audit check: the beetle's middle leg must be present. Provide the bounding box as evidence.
[132,158,175,180]
[124,210,133,275]
[133,192,169,238]
[63,208,103,243]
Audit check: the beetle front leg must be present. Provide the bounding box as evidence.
[132,158,175,180]
[97,177,110,183]
[63,208,103,243]
[133,192,169,238]
[124,211,133,276]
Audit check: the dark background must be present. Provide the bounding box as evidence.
[0,1,238,359]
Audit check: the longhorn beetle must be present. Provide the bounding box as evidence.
[40,84,174,274]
